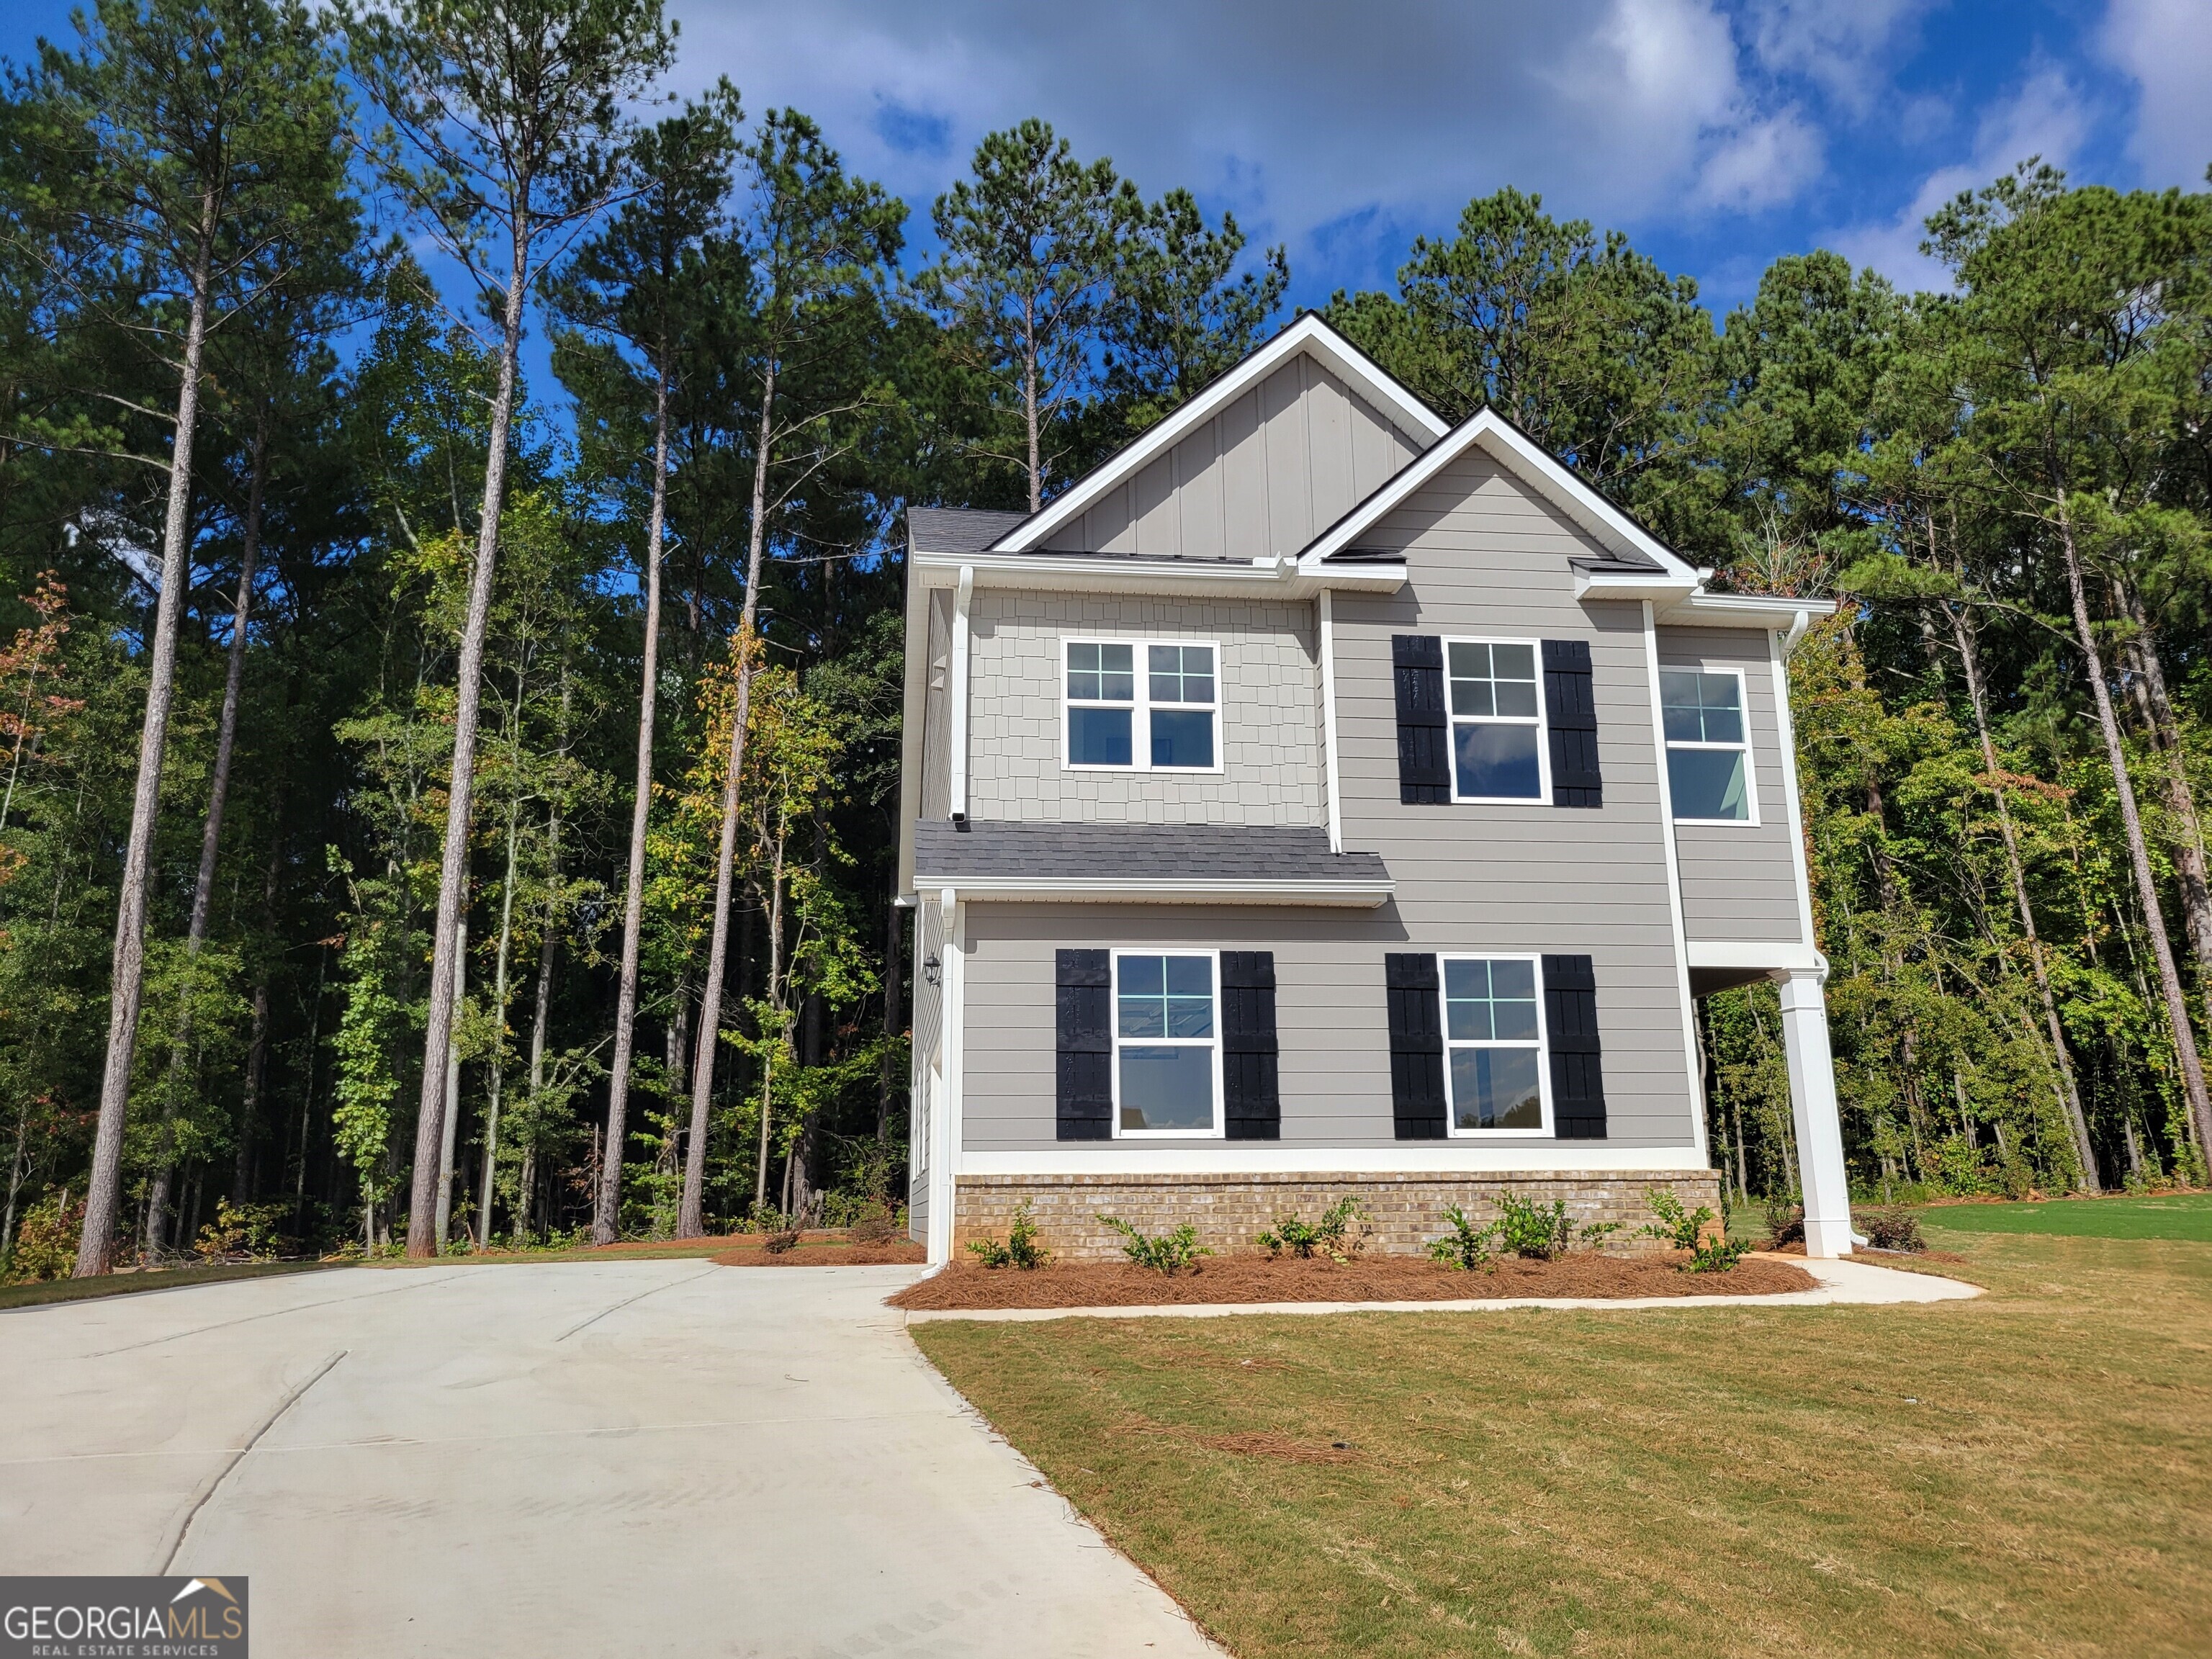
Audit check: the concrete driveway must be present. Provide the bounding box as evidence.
[0,1262,1219,1658]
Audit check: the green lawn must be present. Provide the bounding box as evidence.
[914,1233,2211,1658]
[1915,1192,2212,1241]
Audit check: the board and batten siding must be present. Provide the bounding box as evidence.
[1319,446,1699,1145]
[963,591,1326,827]
[1657,626,1806,945]
[1040,353,1424,559]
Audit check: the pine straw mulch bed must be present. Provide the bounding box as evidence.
[887,1250,1816,1310]
[714,1234,927,1267]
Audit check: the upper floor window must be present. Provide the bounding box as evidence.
[1115,950,1220,1135]
[1660,668,1755,823]
[1447,639,1544,801]
[1064,639,1219,771]
[1441,956,1547,1132]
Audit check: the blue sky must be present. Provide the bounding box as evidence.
[7,0,2208,330]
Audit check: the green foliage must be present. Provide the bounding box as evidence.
[1642,1189,1752,1274]
[968,1199,1050,1269]
[1099,1213,1209,1275]
[193,1198,292,1261]
[1256,1195,1368,1263]
[1857,1208,1925,1253]
[1426,1204,1498,1272]
[3,1188,85,1283]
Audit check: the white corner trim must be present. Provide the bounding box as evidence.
[918,876,1395,908]
[1300,408,1701,578]
[1319,590,1344,854]
[1770,630,1822,956]
[958,1146,1712,1177]
[992,316,1446,554]
[929,889,965,1264]
[948,566,973,821]
[1643,601,1709,1168]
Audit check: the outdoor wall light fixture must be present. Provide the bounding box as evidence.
[924,953,942,986]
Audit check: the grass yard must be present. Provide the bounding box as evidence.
[914,1234,2212,1658]
[0,1258,333,1312]
[1916,1192,2212,1242]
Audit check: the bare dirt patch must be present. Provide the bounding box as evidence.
[888,1251,1814,1310]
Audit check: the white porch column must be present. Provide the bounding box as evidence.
[1776,966,1853,1257]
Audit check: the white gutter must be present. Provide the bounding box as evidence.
[912,547,1407,600]
[909,876,1395,908]
[948,565,973,823]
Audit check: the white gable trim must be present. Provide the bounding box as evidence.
[991,315,1448,554]
[1296,406,1702,580]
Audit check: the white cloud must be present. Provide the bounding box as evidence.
[664,0,1833,279]
[2099,0,2212,187]
[1829,64,2093,291]
[1740,0,1930,116]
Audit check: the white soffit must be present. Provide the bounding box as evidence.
[990,315,1448,554]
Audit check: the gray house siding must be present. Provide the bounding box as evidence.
[1658,626,1805,945]
[907,898,945,1233]
[1041,354,1423,559]
[964,591,1325,827]
[958,903,1694,1151]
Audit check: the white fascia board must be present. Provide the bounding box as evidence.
[1658,592,1840,629]
[961,1146,1710,1177]
[1685,939,1825,974]
[1575,571,1699,603]
[1299,410,1701,580]
[992,315,1447,554]
[911,547,1406,601]
[912,877,1395,908]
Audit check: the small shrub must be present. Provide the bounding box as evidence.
[1494,1193,1574,1260]
[1257,1195,1369,1263]
[1858,1207,1925,1253]
[194,1198,291,1263]
[763,1228,803,1255]
[4,1188,84,1283]
[1764,1194,1805,1249]
[1099,1214,1209,1274]
[845,1200,897,1244]
[968,1200,1051,1269]
[1928,1133,1988,1197]
[1642,1189,1751,1274]
[1426,1205,1498,1272]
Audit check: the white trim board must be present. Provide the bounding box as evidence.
[959,1146,1710,1177]
[992,315,1447,554]
[912,878,1395,908]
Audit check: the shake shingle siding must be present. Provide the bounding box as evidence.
[964,591,1326,827]
[1658,625,1806,945]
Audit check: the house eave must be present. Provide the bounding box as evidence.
[912,876,1396,909]
[909,547,1407,599]
[1656,591,1840,629]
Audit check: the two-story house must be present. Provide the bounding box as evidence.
[896,315,1854,1265]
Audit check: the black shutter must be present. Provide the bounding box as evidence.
[1056,949,1112,1141]
[1542,639,1602,809]
[1393,634,1451,804]
[1385,953,1446,1138]
[1542,954,1606,1138]
[1220,952,1280,1141]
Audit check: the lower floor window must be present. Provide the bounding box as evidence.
[1442,956,1546,1130]
[1115,951,1219,1134]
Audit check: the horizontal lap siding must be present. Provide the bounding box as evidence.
[1326,449,1697,1145]
[959,907,1692,1151]
[909,900,945,1231]
[966,592,1325,827]
[1658,626,1805,945]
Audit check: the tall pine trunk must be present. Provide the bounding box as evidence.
[1948,602,2099,1187]
[2119,585,2212,1038]
[595,364,671,1243]
[407,189,534,1258]
[77,211,216,1277]
[677,361,775,1236]
[2053,500,2212,1155]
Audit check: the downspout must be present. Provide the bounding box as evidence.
[1318,588,1344,854]
[948,567,974,824]
[1641,601,1709,1166]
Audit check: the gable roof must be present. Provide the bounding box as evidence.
[988,314,1449,555]
[908,506,1028,554]
[1298,405,1701,581]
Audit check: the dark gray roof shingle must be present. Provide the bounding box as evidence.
[914,819,1388,886]
[907,506,1029,554]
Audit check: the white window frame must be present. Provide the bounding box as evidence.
[1109,945,1226,1139]
[1443,635,1550,805]
[1061,637,1225,774]
[1437,951,1552,1137]
[1659,665,1760,826]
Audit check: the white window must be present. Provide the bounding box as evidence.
[1447,639,1546,801]
[1064,639,1220,771]
[1112,949,1222,1136]
[1439,955,1549,1133]
[1660,667,1756,823]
